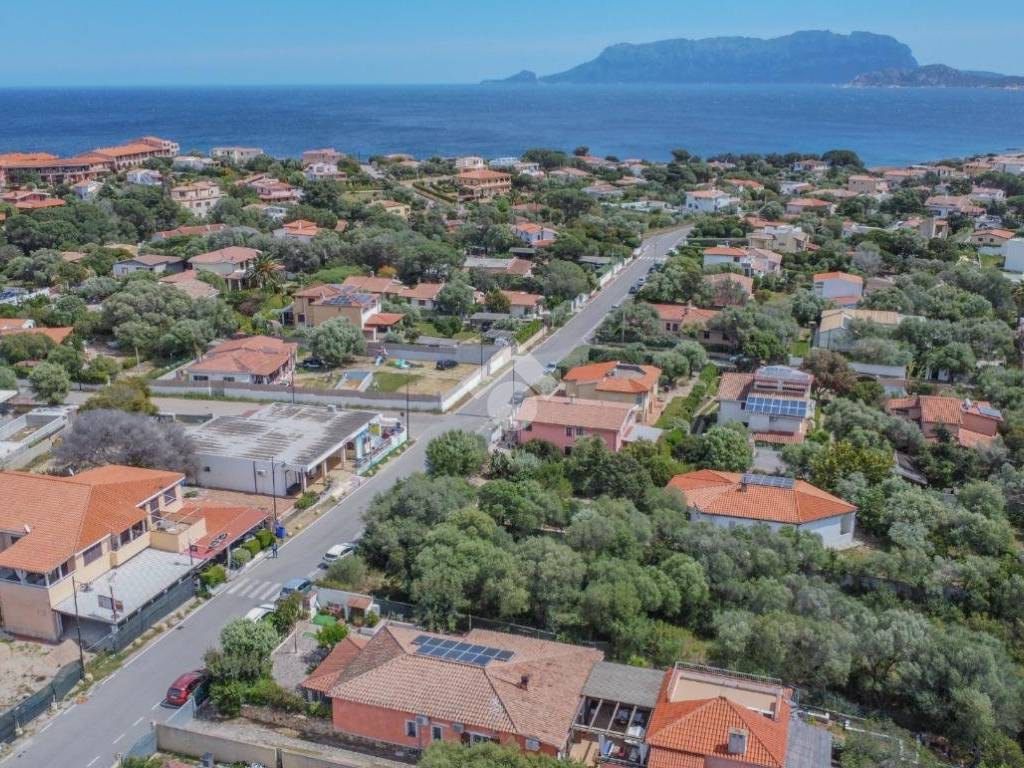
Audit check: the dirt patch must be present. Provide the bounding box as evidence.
[0,637,80,706]
[185,487,295,519]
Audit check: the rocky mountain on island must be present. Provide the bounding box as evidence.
[850,63,1024,88]
[484,31,918,85]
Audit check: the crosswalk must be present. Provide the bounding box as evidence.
[222,577,283,601]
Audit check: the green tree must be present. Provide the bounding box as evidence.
[543,259,592,302]
[0,366,16,389]
[323,555,368,589]
[80,377,157,414]
[245,252,282,291]
[29,361,69,404]
[477,478,565,535]
[436,276,475,317]
[204,617,279,683]
[426,430,488,477]
[811,441,894,491]
[483,288,510,313]
[307,317,366,366]
[316,621,349,650]
[696,424,752,471]
[801,348,857,396]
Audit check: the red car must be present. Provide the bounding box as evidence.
[165,670,206,706]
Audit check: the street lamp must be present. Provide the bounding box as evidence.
[70,574,86,671]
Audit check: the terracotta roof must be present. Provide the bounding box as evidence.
[0,319,33,332]
[500,290,543,307]
[688,189,731,199]
[397,282,444,301]
[188,336,296,377]
[787,198,831,207]
[324,624,601,751]
[0,325,74,345]
[564,361,661,394]
[183,503,269,560]
[280,219,320,236]
[716,373,754,402]
[341,276,403,294]
[123,254,183,267]
[159,273,220,299]
[517,395,636,432]
[703,246,747,257]
[364,312,404,327]
[456,169,511,181]
[0,466,183,573]
[703,273,753,292]
[972,228,1014,239]
[302,635,370,694]
[190,246,259,265]
[668,470,855,525]
[153,224,227,239]
[93,141,164,158]
[293,283,345,300]
[651,304,720,326]
[16,198,66,210]
[813,271,863,284]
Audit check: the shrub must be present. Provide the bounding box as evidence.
[243,539,262,558]
[324,555,367,589]
[199,564,227,589]
[210,680,246,717]
[307,700,331,719]
[295,491,319,510]
[364,610,380,628]
[255,529,275,549]
[230,548,252,568]
[514,318,544,343]
[316,622,350,650]
[270,592,304,634]
[246,678,306,712]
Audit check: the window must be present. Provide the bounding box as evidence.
[192,375,208,382]
[470,733,496,745]
[575,427,586,436]
[565,426,573,437]
[703,331,711,340]
[432,725,443,741]
[406,721,418,738]
[82,542,103,566]
[840,513,854,535]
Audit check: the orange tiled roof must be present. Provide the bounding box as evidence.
[302,635,370,694]
[518,395,636,432]
[281,219,320,236]
[341,276,403,294]
[456,169,511,181]
[651,304,720,326]
[397,282,443,301]
[190,246,259,265]
[500,289,543,307]
[668,469,855,525]
[813,271,863,284]
[324,624,601,751]
[703,246,747,257]
[716,372,754,402]
[564,360,661,394]
[188,335,296,377]
[0,324,74,345]
[364,312,404,327]
[0,466,183,573]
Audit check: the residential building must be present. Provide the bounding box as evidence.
[112,254,184,277]
[717,365,814,444]
[747,224,810,253]
[159,271,220,300]
[779,180,813,195]
[189,403,405,492]
[784,198,833,216]
[0,466,187,641]
[894,216,949,240]
[340,275,405,299]
[454,155,486,171]
[303,148,346,166]
[812,272,863,306]
[185,335,297,385]
[1004,238,1024,272]
[512,222,559,247]
[252,179,303,204]
[814,308,903,351]
[582,181,623,198]
[172,155,216,172]
[89,136,178,170]
[170,180,223,217]
[791,159,828,174]
[0,318,74,345]
[189,245,259,289]
[563,361,661,421]
[702,246,781,277]
[670,470,857,548]
[970,186,1005,204]
[126,168,163,186]
[288,284,398,340]
[684,189,738,213]
[992,155,1024,175]
[650,304,733,349]
[464,256,534,278]
[969,228,1016,254]
[304,162,344,182]
[887,395,1002,448]
[210,146,263,164]
[72,179,102,201]
[454,169,512,202]
[501,290,544,318]
[151,223,227,241]
[515,395,640,454]
[303,623,601,756]
[0,151,111,186]
[846,175,887,195]
[925,195,984,218]
[273,219,321,242]
[725,178,765,194]
[396,282,445,311]
[703,272,753,307]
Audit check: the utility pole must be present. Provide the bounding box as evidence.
[405,378,411,438]
[70,575,85,671]
[269,460,278,526]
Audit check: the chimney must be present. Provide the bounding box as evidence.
[728,728,748,756]
[519,674,530,690]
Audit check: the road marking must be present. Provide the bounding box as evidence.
[256,582,281,601]
[38,723,51,734]
[132,717,144,726]
[150,702,161,710]
[306,567,321,579]
[112,733,124,744]
[225,577,250,595]
[87,757,100,767]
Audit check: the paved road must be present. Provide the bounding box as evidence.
[2,227,688,768]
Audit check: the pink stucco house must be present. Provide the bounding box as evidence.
[514,395,639,454]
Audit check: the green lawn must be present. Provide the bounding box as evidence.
[310,265,369,283]
[368,371,422,393]
[790,339,810,356]
[415,320,477,341]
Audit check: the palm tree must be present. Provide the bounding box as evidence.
[246,253,282,292]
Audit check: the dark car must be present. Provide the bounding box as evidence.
[301,357,326,370]
[435,359,458,371]
[166,670,207,706]
[628,284,640,294]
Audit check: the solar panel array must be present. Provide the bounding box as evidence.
[744,395,809,417]
[411,635,514,667]
[757,365,809,382]
[741,473,796,489]
[978,404,1003,419]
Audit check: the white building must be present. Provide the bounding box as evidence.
[210,147,263,164]
[669,470,857,549]
[1004,238,1024,273]
[126,168,164,186]
[72,180,102,201]
[172,156,217,172]
[716,365,814,443]
[455,156,486,171]
[812,271,863,305]
[170,180,223,217]
[684,189,738,213]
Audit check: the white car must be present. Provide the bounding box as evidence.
[244,603,277,622]
[322,543,355,565]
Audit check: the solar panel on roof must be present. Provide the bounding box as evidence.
[744,396,809,418]
[741,473,796,489]
[495,650,514,661]
[979,405,1002,419]
[439,639,458,649]
[412,635,431,645]
[413,637,513,666]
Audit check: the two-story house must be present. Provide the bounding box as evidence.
[717,365,814,444]
[188,246,259,289]
[170,180,223,217]
[563,361,661,422]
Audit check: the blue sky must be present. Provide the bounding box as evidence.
[3,0,1023,86]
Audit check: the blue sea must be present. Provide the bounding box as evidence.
[1,84,1022,167]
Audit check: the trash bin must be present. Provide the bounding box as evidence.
[275,523,286,539]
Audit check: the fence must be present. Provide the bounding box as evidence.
[84,571,197,655]
[0,659,83,744]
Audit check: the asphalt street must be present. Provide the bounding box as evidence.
[1,226,689,768]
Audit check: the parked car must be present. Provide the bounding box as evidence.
[278,578,312,600]
[628,284,639,295]
[301,357,326,370]
[165,670,207,707]
[322,543,355,565]
[543,362,558,376]
[435,358,458,371]
[244,603,277,622]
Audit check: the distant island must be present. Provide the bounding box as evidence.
[483,30,1022,89]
